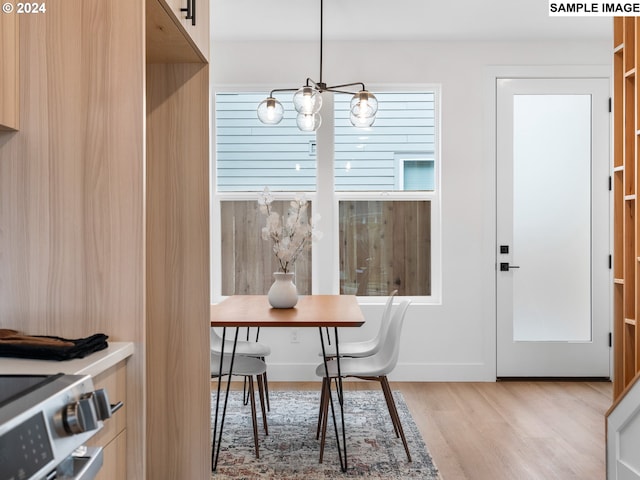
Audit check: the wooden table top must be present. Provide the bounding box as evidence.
[210,295,365,328]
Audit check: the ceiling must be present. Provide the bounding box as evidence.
[211,0,612,42]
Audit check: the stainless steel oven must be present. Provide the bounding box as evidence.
[0,373,122,480]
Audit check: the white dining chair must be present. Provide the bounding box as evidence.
[210,327,272,410]
[210,352,268,460]
[315,299,412,463]
[319,289,398,359]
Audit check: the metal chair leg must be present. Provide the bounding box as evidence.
[316,377,328,439]
[256,373,269,435]
[380,376,411,462]
[379,378,401,438]
[319,377,330,463]
[248,376,260,458]
[262,366,271,412]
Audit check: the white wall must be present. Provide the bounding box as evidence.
[211,38,612,382]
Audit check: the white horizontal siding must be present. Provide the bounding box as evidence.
[215,91,435,192]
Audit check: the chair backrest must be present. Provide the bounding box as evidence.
[371,299,411,376]
[210,327,231,352]
[371,289,398,347]
[210,327,220,350]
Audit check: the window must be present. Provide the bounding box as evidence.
[339,200,431,296]
[219,200,312,296]
[214,89,440,301]
[215,93,316,192]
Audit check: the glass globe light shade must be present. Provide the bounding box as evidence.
[350,112,375,128]
[257,97,284,125]
[296,112,322,132]
[293,86,322,114]
[350,90,378,119]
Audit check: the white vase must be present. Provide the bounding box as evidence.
[268,272,298,308]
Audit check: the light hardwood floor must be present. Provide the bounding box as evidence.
[261,381,611,480]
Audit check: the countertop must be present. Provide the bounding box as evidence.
[0,341,134,378]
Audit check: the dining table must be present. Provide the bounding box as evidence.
[210,294,365,472]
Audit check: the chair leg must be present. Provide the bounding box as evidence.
[242,376,249,406]
[256,373,269,435]
[379,378,401,438]
[248,376,260,459]
[262,365,271,412]
[316,377,328,440]
[318,377,330,463]
[380,376,411,462]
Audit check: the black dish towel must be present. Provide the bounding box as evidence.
[0,329,109,361]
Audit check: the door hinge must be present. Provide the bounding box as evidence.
[609,97,612,113]
[609,175,612,191]
[609,254,612,269]
[609,332,612,347]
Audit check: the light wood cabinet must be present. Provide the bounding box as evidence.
[613,17,640,399]
[152,0,209,62]
[88,361,128,479]
[0,11,19,130]
[0,0,210,479]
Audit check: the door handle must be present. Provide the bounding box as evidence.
[180,0,191,19]
[500,262,520,271]
[180,0,196,25]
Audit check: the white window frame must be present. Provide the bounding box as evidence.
[211,84,442,305]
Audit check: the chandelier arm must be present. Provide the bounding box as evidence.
[325,88,362,96]
[270,88,300,96]
[327,82,366,91]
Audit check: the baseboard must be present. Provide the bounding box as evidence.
[265,361,496,382]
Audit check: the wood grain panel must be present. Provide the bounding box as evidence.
[146,0,205,63]
[614,17,640,399]
[156,0,209,61]
[146,62,210,480]
[0,2,145,478]
[89,362,128,480]
[0,12,19,130]
[210,295,364,327]
[95,430,127,480]
[88,361,127,449]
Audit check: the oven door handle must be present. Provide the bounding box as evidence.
[54,446,103,480]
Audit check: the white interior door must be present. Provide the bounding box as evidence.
[496,77,611,378]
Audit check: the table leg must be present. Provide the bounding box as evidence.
[211,326,239,472]
[318,327,348,472]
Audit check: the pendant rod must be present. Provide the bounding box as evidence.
[319,0,323,86]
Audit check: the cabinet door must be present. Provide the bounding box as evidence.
[0,12,19,130]
[87,362,128,478]
[95,431,127,480]
[158,0,209,61]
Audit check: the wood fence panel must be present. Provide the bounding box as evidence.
[221,200,312,295]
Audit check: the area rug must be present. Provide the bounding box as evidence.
[210,390,440,479]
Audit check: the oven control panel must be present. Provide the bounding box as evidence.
[0,374,111,480]
[0,411,53,480]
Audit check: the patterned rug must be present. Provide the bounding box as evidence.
[210,389,440,479]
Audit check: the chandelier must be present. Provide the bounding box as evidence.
[256,0,378,132]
